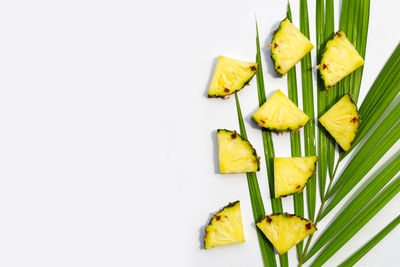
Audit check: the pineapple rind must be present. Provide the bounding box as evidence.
[256,213,316,254]
[271,18,314,76]
[204,201,245,249]
[320,31,364,88]
[217,129,260,173]
[319,94,360,151]
[251,90,310,131]
[208,56,258,97]
[274,156,318,198]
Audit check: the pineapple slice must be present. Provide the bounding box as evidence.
[204,201,245,249]
[217,129,259,173]
[256,213,316,254]
[208,56,258,97]
[319,94,360,151]
[274,156,317,198]
[252,90,310,131]
[320,31,364,88]
[270,18,314,76]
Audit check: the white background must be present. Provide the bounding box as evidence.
[0,0,399,266]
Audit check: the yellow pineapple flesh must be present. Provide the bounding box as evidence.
[319,94,360,151]
[274,156,317,198]
[270,18,314,75]
[217,129,259,173]
[320,31,364,88]
[256,213,316,254]
[208,56,257,97]
[252,90,309,131]
[204,201,245,249]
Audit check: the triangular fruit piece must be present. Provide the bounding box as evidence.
[256,213,316,254]
[320,31,364,88]
[274,156,317,198]
[252,90,309,131]
[217,129,259,173]
[208,56,258,97]
[319,94,360,151]
[270,18,314,76]
[204,201,245,249]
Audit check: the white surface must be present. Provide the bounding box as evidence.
[0,0,398,266]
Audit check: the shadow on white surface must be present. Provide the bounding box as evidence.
[245,105,262,130]
[262,21,281,78]
[199,212,214,249]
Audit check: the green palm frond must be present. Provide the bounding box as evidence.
[286,3,304,260]
[255,22,282,213]
[310,174,400,265]
[301,41,400,266]
[346,44,400,155]
[226,1,398,266]
[316,0,336,201]
[300,0,373,264]
[305,153,400,262]
[255,22,288,267]
[325,0,336,178]
[234,92,277,267]
[338,214,400,266]
[322,101,400,218]
[300,0,317,221]
[337,0,370,102]
[316,0,328,199]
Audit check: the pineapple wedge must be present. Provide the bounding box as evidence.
[256,213,316,254]
[274,156,317,198]
[320,31,364,88]
[204,201,245,249]
[217,129,259,173]
[270,18,314,76]
[208,56,258,97]
[319,94,360,151]
[252,90,309,131]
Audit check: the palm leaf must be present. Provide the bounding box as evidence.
[234,92,277,267]
[325,0,336,178]
[316,0,328,200]
[286,3,304,260]
[346,43,400,155]
[297,1,329,264]
[301,32,400,265]
[336,0,370,103]
[310,175,400,265]
[305,152,400,262]
[338,214,400,266]
[255,22,288,267]
[300,0,317,221]
[321,101,400,218]
[316,0,336,200]
[300,0,374,264]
